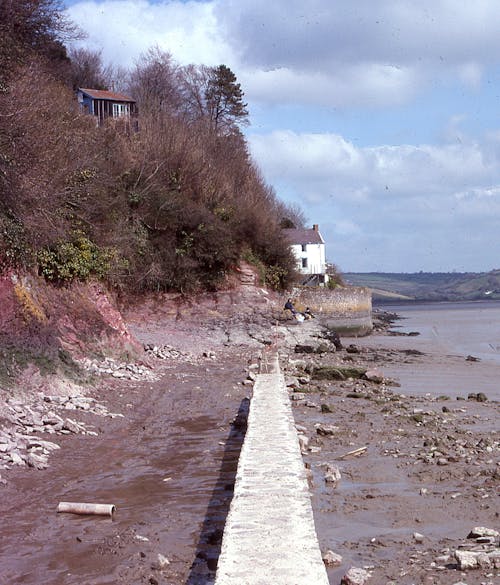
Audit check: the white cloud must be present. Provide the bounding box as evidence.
[216,0,500,68]
[457,62,483,90]
[248,129,500,271]
[242,63,419,108]
[67,0,232,68]
[215,0,500,105]
[67,0,500,108]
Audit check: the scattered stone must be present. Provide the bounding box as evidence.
[322,549,342,567]
[79,355,157,380]
[311,366,366,381]
[25,453,49,470]
[285,376,300,389]
[467,527,499,539]
[466,355,481,362]
[322,463,342,484]
[10,452,25,466]
[363,368,384,383]
[345,344,360,354]
[320,403,334,413]
[63,419,82,434]
[413,532,424,543]
[294,343,332,354]
[315,423,339,436]
[298,435,309,453]
[467,392,488,402]
[455,550,479,570]
[151,553,170,570]
[341,566,371,585]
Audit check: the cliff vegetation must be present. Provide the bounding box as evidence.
[0,1,299,295]
[0,0,301,382]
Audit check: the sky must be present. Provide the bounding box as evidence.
[62,0,500,273]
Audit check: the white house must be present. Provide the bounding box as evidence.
[282,224,329,286]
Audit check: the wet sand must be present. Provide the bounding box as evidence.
[0,311,498,585]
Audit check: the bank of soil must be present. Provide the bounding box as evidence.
[0,305,498,585]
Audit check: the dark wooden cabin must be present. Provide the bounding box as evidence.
[77,88,137,127]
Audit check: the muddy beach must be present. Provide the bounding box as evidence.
[0,306,498,585]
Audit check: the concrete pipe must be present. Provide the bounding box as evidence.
[57,502,116,516]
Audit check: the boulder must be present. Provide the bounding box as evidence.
[285,376,300,389]
[294,342,332,354]
[455,550,479,570]
[322,550,342,567]
[324,463,342,484]
[341,567,371,585]
[315,423,339,436]
[363,368,384,383]
[298,435,309,453]
[346,344,360,354]
[467,526,499,539]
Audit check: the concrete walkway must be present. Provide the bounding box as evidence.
[214,352,329,585]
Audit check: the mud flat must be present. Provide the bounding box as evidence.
[0,307,498,585]
[283,315,499,585]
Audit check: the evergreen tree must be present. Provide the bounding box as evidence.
[205,65,248,134]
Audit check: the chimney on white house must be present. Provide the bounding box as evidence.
[312,224,319,231]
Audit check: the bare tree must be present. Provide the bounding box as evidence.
[68,47,107,90]
[178,64,212,122]
[128,47,182,114]
[0,0,81,84]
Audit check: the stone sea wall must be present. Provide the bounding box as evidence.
[293,286,373,336]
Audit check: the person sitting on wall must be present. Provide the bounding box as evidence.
[304,307,315,319]
[284,298,297,315]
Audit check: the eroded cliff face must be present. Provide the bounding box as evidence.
[0,262,275,388]
[0,272,142,387]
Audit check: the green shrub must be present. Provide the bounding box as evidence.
[241,248,266,283]
[265,265,288,290]
[37,233,115,283]
[0,214,32,272]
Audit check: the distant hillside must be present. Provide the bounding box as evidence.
[343,270,500,302]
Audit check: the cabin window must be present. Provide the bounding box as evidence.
[301,244,307,252]
[112,103,129,117]
[302,258,308,268]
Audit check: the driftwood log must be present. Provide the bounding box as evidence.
[57,502,116,516]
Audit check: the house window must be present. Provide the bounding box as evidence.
[301,244,307,252]
[112,103,129,117]
[302,258,308,268]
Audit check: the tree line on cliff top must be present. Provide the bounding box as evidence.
[0,0,303,294]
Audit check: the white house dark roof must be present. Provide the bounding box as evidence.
[79,88,135,102]
[282,226,324,245]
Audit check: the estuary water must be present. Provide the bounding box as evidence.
[359,300,500,400]
[386,300,500,365]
